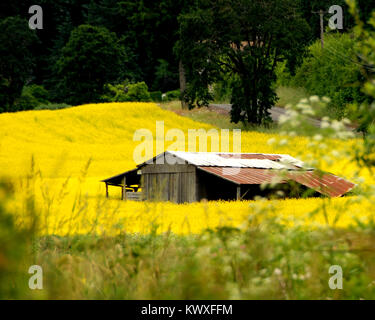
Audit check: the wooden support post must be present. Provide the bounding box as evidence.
[236,186,241,200]
[105,183,109,198]
[312,10,326,50]
[122,177,127,201]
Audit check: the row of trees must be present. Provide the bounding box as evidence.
[1,0,186,110]
[0,0,371,124]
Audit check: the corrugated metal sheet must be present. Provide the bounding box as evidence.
[288,171,356,197]
[198,167,285,185]
[198,167,355,197]
[165,151,304,169]
[218,153,282,160]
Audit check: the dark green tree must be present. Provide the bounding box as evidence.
[88,0,187,91]
[0,16,37,112]
[178,0,311,125]
[53,24,127,105]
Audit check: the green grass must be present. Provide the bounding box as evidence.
[159,101,244,130]
[159,101,280,133]
[276,86,308,108]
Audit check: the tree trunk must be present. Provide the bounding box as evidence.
[179,60,188,110]
[243,78,256,124]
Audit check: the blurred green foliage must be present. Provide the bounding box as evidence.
[0,180,37,299]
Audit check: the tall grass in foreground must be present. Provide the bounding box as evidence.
[4,201,375,299]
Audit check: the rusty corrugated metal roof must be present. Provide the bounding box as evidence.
[131,151,355,197]
[287,171,356,197]
[198,167,285,185]
[198,167,356,197]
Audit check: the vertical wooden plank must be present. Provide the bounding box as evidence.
[236,186,241,200]
[142,174,146,200]
[190,171,196,203]
[182,173,186,203]
[122,177,126,201]
[145,174,150,201]
[168,173,172,201]
[163,174,169,201]
[186,172,191,203]
[171,173,177,203]
[193,169,197,202]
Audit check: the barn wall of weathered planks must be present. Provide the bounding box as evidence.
[141,164,197,203]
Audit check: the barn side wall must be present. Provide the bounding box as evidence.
[141,164,197,203]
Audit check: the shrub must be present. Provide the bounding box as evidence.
[101,81,152,102]
[13,85,51,112]
[126,82,152,102]
[163,89,181,102]
[150,91,162,102]
[25,85,50,105]
[13,93,39,111]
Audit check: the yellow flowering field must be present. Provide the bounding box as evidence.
[0,102,374,235]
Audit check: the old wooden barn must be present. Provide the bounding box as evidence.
[102,151,355,203]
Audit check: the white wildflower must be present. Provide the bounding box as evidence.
[267,137,276,145]
[322,96,331,103]
[309,95,320,103]
[313,134,323,141]
[278,115,288,124]
[321,121,330,129]
[279,139,288,146]
[274,268,282,276]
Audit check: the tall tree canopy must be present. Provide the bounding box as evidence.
[0,16,37,112]
[53,24,127,105]
[178,0,311,125]
[87,0,187,91]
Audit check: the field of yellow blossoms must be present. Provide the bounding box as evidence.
[0,102,374,235]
